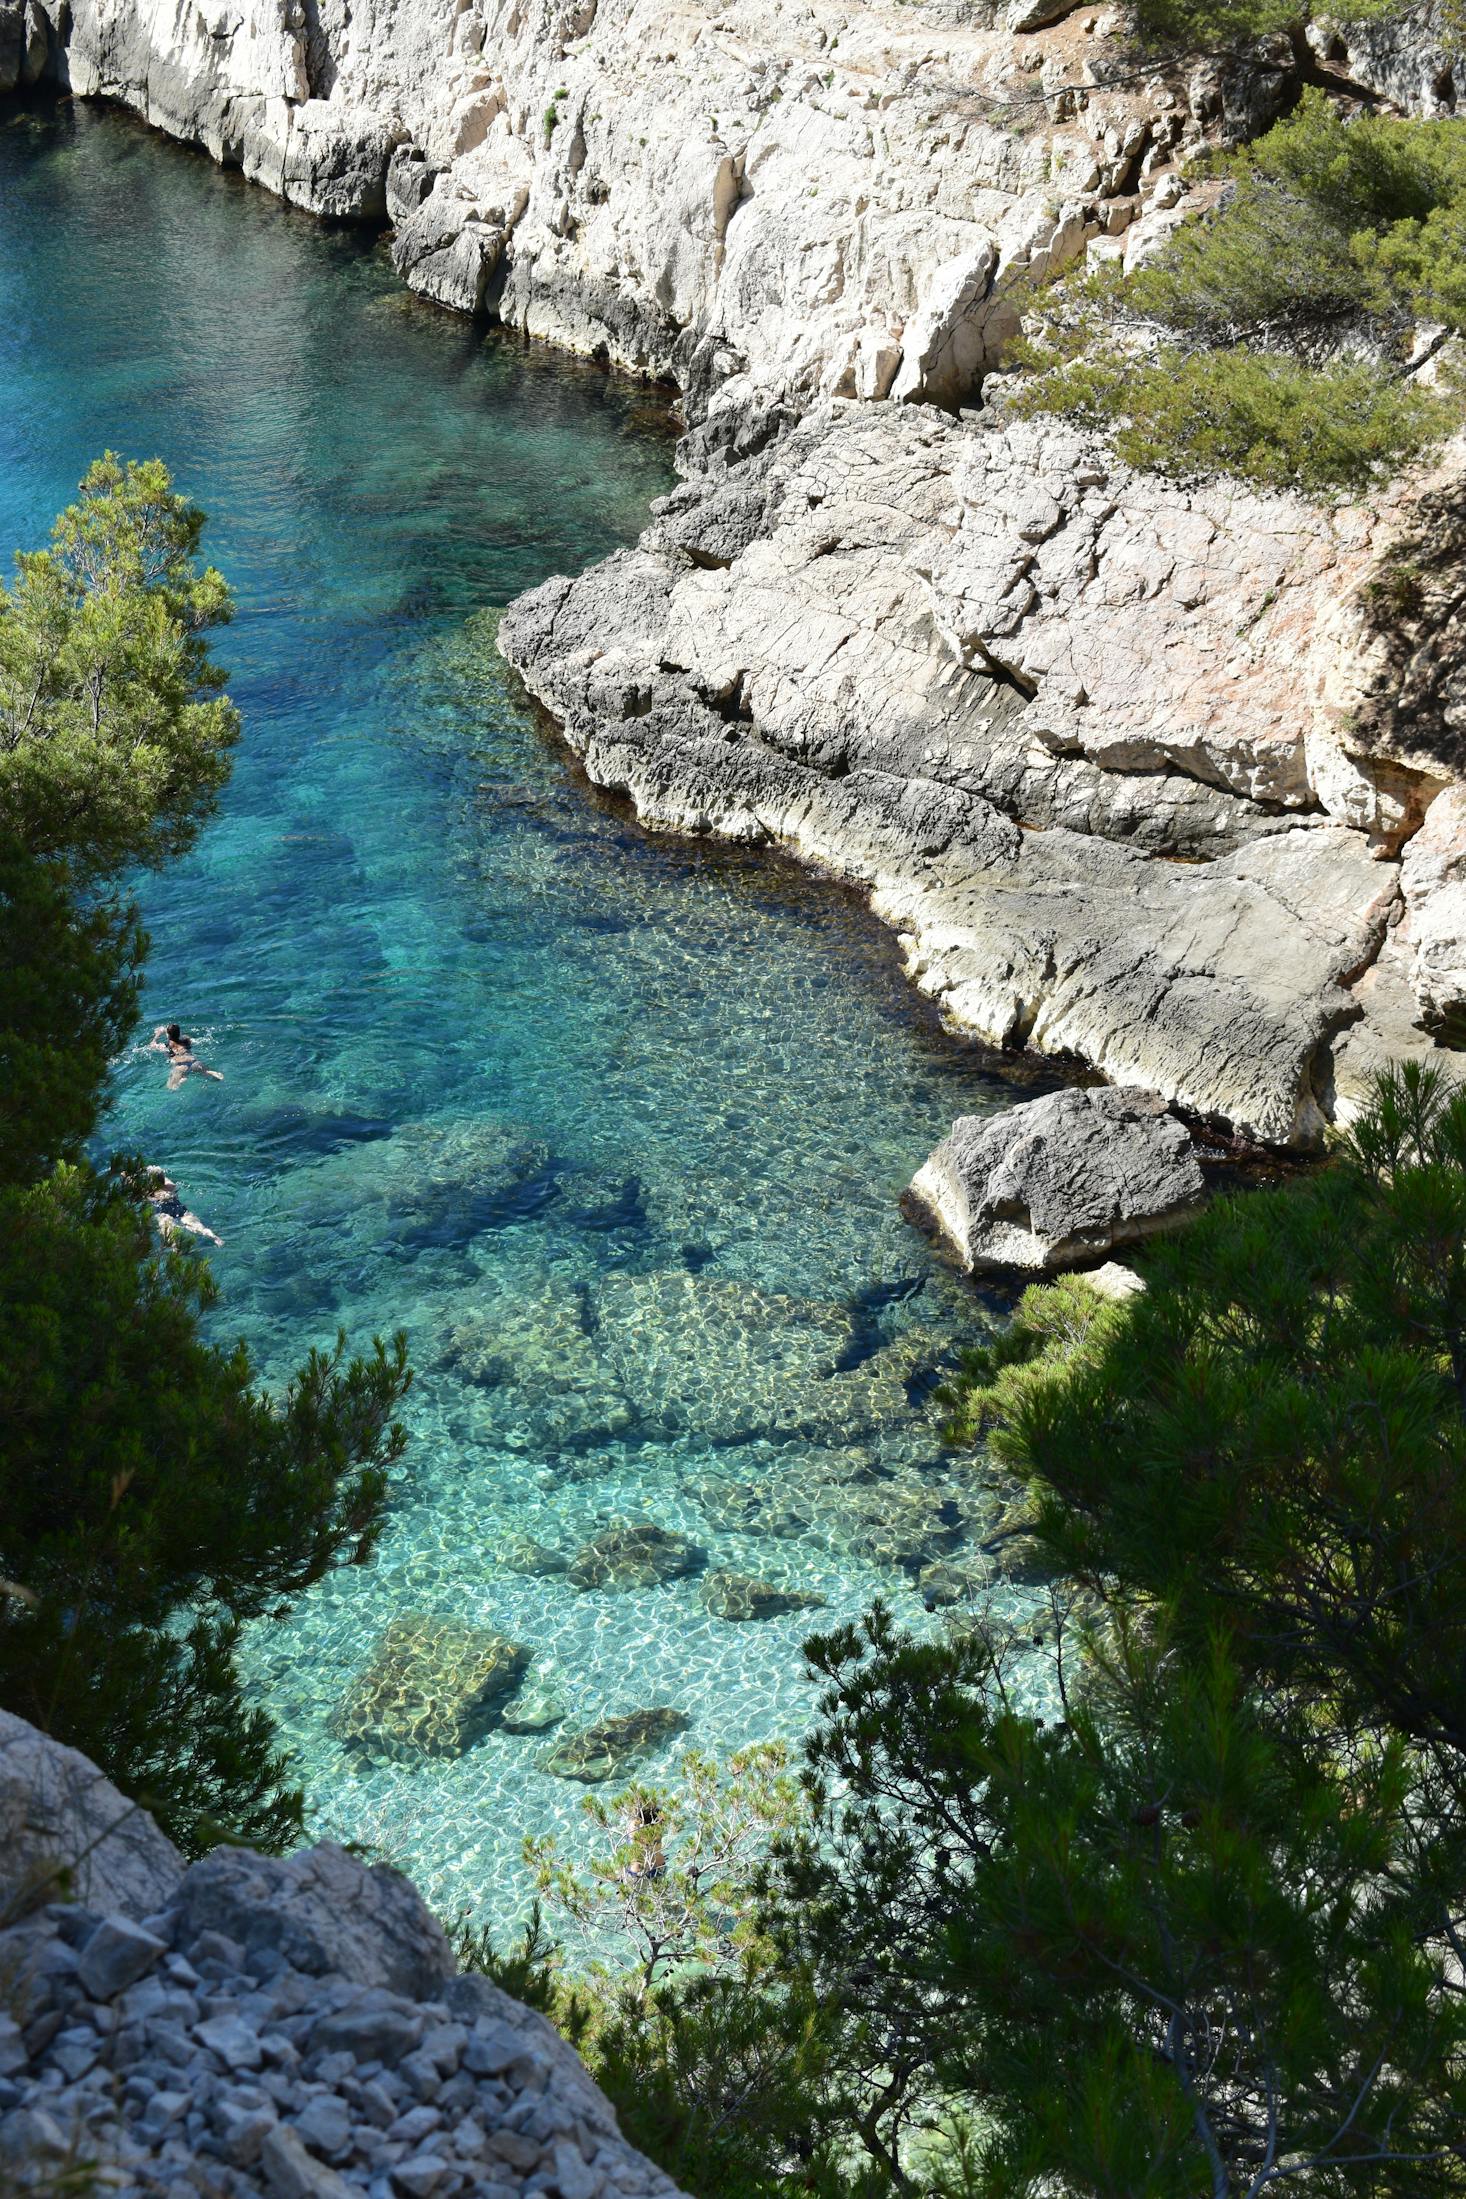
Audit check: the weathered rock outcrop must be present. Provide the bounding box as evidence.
[501,401,1466,1147]
[1,0,1341,406]
[6,0,1463,1159]
[0,1716,686,2196]
[0,1710,182,1926]
[907,1086,1206,1272]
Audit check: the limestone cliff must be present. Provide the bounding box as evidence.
[3,0,1463,1144]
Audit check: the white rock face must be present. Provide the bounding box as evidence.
[11,0,1305,408]
[1400,786,1466,1029]
[6,0,1462,1152]
[499,402,1462,1147]
[908,1087,1206,1272]
[0,1709,183,1925]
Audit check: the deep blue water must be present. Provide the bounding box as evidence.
[0,100,1028,1924]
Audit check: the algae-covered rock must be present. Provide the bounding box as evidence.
[915,1561,982,1608]
[443,1276,635,1450]
[701,1570,827,1622]
[281,1117,554,1256]
[540,1709,691,1784]
[566,1523,706,1592]
[591,1272,855,1444]
[590,1272,947,1449]
[497,1533,570,1577]
[331,1616,529,1763]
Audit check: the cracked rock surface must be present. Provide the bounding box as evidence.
[907,1085,1206,1272]
[0,1719,686,2198]
[502,402,1466,1148]
[7,0,1405,407]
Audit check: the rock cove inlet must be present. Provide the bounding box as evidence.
[0,103,1051,1923]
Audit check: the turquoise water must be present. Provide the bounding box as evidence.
[0,101,1039,1925]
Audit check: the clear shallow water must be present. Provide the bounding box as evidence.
[0,101,1043,1927]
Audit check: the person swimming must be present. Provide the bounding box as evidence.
[150,1022,224,1091]
[139,1168,223,1248]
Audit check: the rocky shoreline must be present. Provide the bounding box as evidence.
[500,397,1466,1159]
[4,0,1465,1223]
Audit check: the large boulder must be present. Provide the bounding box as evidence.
[164,1840,455,1999]
[907,1087,1206,1274]
[0,1710,182,1925]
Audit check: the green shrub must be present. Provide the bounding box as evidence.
[1012,96,1466,492]
[1014,341,1450,495]
[0,459,411,1853]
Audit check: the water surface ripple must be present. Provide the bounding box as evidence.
[0,101,1034,1923]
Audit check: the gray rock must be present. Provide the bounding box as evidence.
[196,2012,265,2070]
[310,2002,424,2066]
[260,2121,359,2198]
[0,1709,182,1924]
[292,2093,353,2157]
[76,1915,167,2000]
[168,1843,454,1999]
[907,1087,1206,1274]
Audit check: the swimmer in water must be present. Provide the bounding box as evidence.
[138,1168,223,1248]
[150,1022,224,1091]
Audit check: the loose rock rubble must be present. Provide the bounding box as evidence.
[0,1724,687,2198]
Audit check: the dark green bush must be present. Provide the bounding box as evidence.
[1014,341,1449,495]
[1014,95,1466,492]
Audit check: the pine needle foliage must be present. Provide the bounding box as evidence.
[0,460,410,1853]
[748,1067,1466,2195]
[1011,96,1466,493]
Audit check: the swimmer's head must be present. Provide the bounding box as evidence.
[166,1023,183,1044]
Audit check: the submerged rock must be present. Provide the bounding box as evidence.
[915,1560,983,1609]
[331,1615,529,1762]
[444,1276,635,1451]
[701,1570,827,1622]
[566,1523,706,1592]
[500,1675,570,1732]
[591,1271,854,1443]
[540,1709,692,1783]
[907,1088,1206,1274]
[497,1532,571,1576]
